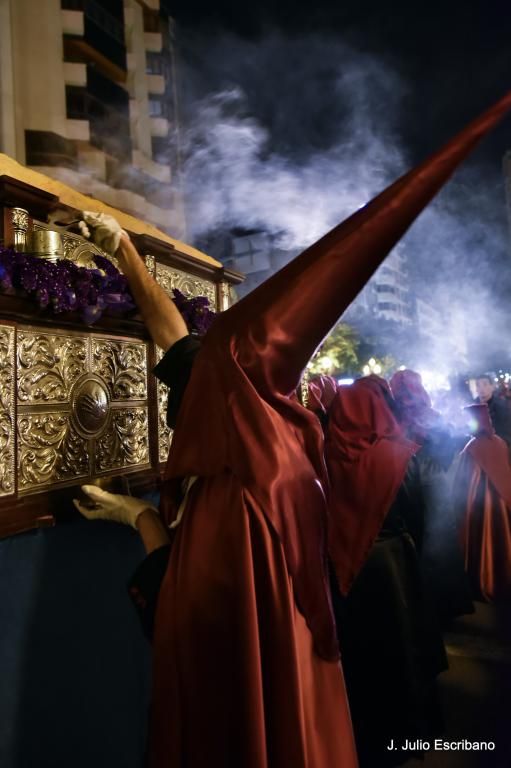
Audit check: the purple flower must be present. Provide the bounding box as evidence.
[0,246,216,332]
[171,288,217,336]
[36,287,49,308]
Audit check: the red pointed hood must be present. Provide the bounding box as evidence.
[163,90,511,661]
[325,376,419,594]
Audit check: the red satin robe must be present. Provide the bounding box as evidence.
[455,435,511,602]
[150,326,357,768]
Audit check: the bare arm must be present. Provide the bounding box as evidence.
[135,508,171,555]
[116,234,188,351]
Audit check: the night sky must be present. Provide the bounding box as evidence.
[171,0,511,160]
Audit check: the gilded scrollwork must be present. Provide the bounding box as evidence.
[95,407,149,472]
[91,340,147,400]
[17,412,89,492]
[0,326,15,496]
[218,281,232,311]
[155,346,173,463]
[17,332,87,403]
[156,264,217,309]
[144,254,156,276]
[11,207,29,231]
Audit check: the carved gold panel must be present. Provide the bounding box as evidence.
[155,263,217,310]
[18,412,89,491]
[0,325,15,497]
[17,332,87,404]
[91,339,147,400]
[16,329,150,494]
[155,345,173,464]
[95,407,149,473]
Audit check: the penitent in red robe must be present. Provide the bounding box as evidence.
[325,376,419,595]
[149,90,511,768]
[455,405,511,602]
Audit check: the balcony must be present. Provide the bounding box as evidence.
[25,130,78,169]
[62,0,127,82]
[66,68,131,160]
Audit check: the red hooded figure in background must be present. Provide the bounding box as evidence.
[326,375,419,592]
[325,375,446,766]
[148,90,511,768]
[454,403,511,602]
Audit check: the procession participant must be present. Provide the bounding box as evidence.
[454,403,511,602]
[390,369,474,625]
[474,373,511,448]
[325,376,447,767]
[78,88,511,768]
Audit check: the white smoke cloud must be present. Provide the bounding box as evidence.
[177,30,511,373]
[180,33,407,248]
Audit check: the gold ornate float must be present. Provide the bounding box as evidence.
[0,156,243,537]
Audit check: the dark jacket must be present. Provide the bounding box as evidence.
[477,395,511,447]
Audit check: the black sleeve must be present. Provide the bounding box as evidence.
[128,545,171,642]
[152,335,202,429]
[491,398,511,447]
[389,456,425,552]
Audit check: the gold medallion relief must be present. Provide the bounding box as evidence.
[16,330,150,493]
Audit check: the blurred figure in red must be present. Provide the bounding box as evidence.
[325,376,447,767]
[453,403,511,602]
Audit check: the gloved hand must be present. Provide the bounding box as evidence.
[73,485,158,528]
[79,211,130,256]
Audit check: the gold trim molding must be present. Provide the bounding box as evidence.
[0,325,15,497]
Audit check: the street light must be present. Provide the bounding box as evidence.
[363,358,382,376]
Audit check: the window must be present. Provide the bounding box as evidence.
[146,53,165,75]
[143,8,161,33]
[148,99,165,117]
[375,284,396,295]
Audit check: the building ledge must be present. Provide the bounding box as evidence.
[63,37,127,85]
[66,119,90,141]
[150,117,169,138]
[135,0,160,9]
[61,9,84,36]
[146,74,165,95]
[63,62,87,87]
[144,32,162,53]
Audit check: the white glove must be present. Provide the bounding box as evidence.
[73,485,158,529]
[80,211,130,256]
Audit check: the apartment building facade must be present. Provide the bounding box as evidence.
[0,0,184,236]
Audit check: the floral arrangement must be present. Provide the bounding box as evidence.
[0,246,217,334]
[0,247,134,324]
[171,288,217,336]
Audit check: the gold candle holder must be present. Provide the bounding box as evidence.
[11,207,29,252]
[30,229,64,263]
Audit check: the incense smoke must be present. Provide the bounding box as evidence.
[176,30,511,375]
